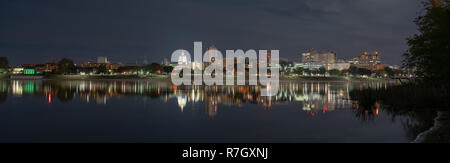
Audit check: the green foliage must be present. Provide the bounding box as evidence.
[144,63,162,73]
[118,66,140,74]
[96,64,108,74]
[329,69,341,76]
[384,67,395,77]
[404,0,450,83]
[162,66,174,74]
[318,67,326,75]
[293,67,304,75]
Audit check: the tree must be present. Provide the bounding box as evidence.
[384,67,395,77]
[162,66,174,74]
[144,63,162,73]
[57,58,76,75]
[118,66,140,74]
[329,69,341,76]
[349,66,359,76]
[97,64,108,74]
[0,57,9,69]
[349,66,371,76]
[358,68,372,76]
[404,0,450,83]
[318,67,326,76]
[293,67,304,75]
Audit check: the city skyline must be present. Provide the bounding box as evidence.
[0,0,423,65]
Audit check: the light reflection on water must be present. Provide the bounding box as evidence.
[0,79,418,143]
[2,80,389,117]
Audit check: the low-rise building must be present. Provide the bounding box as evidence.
[328,62,351,71]
[294,62,324,71]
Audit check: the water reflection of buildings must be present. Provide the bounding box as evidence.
[0,80,389,117]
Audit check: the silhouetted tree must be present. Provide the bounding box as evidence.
[0,57,9,69]
[162,66,174,74]
[384,67,395,77]
[404,0,450,83]
[318,67,326,76]
[293,67,304,75]
[57,58,76,75]
[144,63,162,73]
[97,64,108,74]
[329,69,341,76]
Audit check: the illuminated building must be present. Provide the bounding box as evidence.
[349,51,381,70]
[97,56,109,64]
[301,49,320,63]
[328,60,351,71]
[80,57,119,72]
[23,68,36,75]
[294,62,324,71]
[302,49,336,64]
[12,67,24,74]
[301,49,337,70]
[373,64,389,71]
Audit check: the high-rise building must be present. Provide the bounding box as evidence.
[301,49,320,63]
[97,56,108,64]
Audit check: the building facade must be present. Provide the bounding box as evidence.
[349,51,381,70]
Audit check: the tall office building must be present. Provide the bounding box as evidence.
[301,49,320,63]
[97,56,109,64]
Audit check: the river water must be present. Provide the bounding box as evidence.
[0,79,420,142]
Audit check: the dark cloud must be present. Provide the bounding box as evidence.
[0,0,424,65]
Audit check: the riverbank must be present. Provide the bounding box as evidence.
[1,74,394,82]
[349,83,450,143]
[418,111,450,143]
[281,76,390,82]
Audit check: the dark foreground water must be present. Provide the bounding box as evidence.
[0,79,424,142]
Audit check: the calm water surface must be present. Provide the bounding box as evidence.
[0,79,419,142]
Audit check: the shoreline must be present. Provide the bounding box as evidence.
[412,111,442,143]
[1,75,396,82]
[415,111,450,143]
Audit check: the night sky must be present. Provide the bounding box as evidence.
[0,0,424,65]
